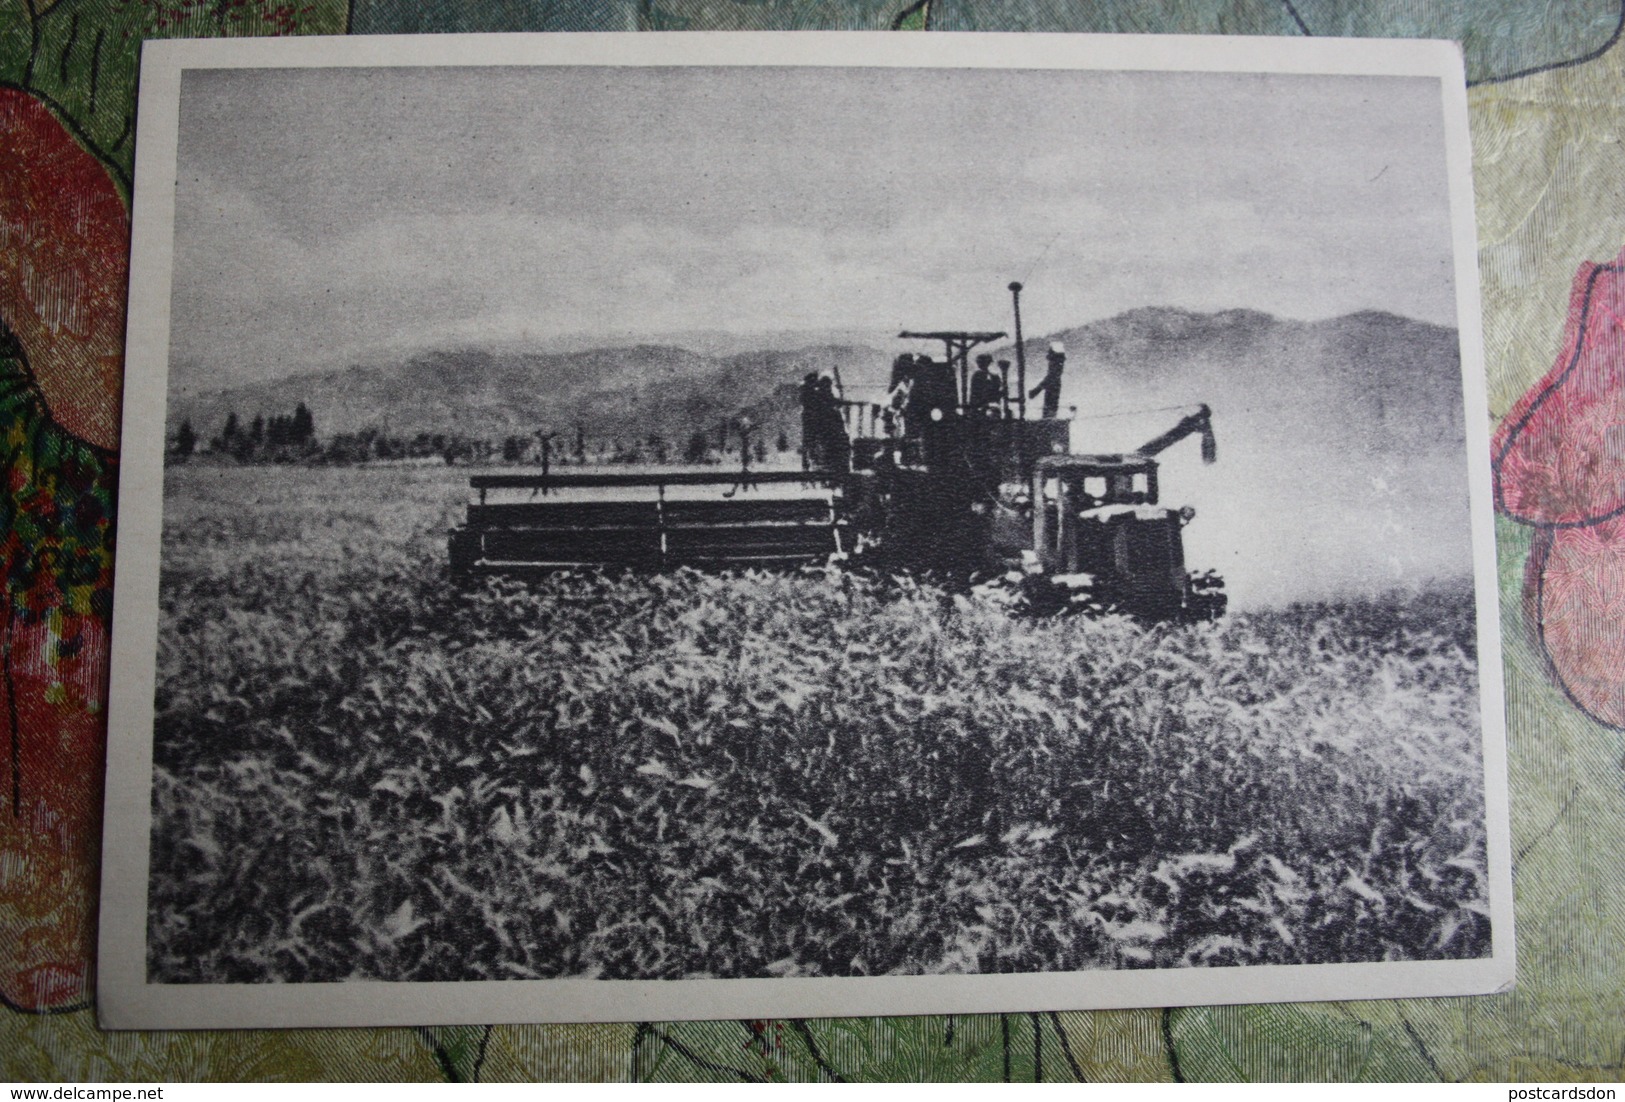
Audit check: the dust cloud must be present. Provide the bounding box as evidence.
[1040,308,1476,610]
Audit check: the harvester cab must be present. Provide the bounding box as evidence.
[845,328,1069,482]
[827,292,1224,621]
[830,326,1071,577]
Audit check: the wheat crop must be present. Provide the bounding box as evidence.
[147,466,1490,982]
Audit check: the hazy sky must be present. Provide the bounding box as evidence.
[169,64,1458,391]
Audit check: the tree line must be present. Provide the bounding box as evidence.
[172,404,315,462]
[170,406,797,467]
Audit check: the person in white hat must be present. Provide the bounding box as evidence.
[1029,340,1067,419]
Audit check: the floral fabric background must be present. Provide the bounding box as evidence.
[2,0,1622,1082]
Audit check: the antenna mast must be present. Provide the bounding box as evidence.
[1009,281,1027,422]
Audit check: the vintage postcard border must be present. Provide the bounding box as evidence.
[100,31,1513,1029]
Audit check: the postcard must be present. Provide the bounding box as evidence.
[100,31,1512,1028]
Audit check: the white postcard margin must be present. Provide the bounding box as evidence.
[99,30,1514,1030]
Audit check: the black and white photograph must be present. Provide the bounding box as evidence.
[100,33,1512,1027]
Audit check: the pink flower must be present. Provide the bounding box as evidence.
[1495,245,1625,728]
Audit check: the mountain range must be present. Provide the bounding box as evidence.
[168,342,879,451]
[168,306,1461,456]
[166,304,1473,607]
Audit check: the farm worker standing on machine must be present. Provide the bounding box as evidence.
[967,353,1003,491]
[969,353,1002,415]
[800,372,824,469]
[1030,341,1067,419]
[887,353,918,434]
[815,375,850,472]
[801,373,849,472]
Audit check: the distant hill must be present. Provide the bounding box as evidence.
[169,342,884,453]
[1028,306,1464,454]
[169,308,1460,454]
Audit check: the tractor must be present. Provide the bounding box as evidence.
[1021,434,1226,621]
[447,282,1226,622]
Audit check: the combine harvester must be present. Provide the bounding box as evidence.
[449,282,1226,621]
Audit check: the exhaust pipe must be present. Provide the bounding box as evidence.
[1009,281,1027,422]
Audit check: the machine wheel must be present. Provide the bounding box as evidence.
[1183,570,1227,621]
[1005,572,1106,617]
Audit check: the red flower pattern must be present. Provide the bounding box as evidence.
[0,86,125,1012]
[1494,245,1625,728]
